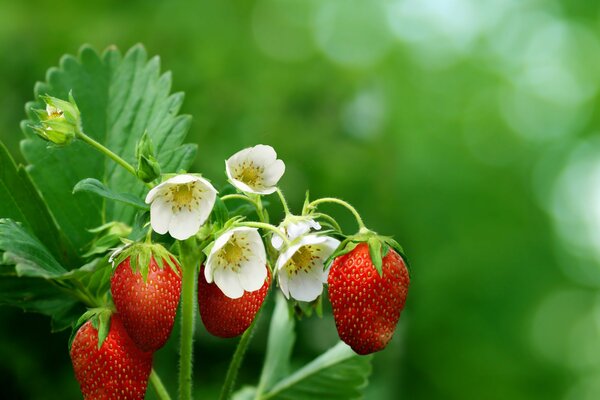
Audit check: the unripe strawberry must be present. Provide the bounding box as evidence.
[70,314,153,400]
[328,242,409,355]
[198,265,271,338]
[111,255,181,352]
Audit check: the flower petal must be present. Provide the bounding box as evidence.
[214,267,244,299]
[238,261,268,293]
[262,159,285,186]
[277,270,291,299]
[168,208,202,240]
[248,144,277,165]
[150,197,172,234]
[271,234,284,251]
[288,273,324,302]
[166,174,199,185]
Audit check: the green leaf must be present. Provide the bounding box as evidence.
[0,219,66,279]
[21,44,196,259]
[256,293,296,395]
[262,342,372,400]
[0,141,69,263]
[232,387,257,400]
[0,273,81,331]
[73,178,148,210]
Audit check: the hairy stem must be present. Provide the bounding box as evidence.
[308,197,367,232]
[276,188,291,216]
[220,193,258,206]
[76,130,152,188]
[178,238,199,400]
[150,369,173,400]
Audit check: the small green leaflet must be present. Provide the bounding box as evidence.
[0,219,66,279]
[234,293,372,400]
[73,178,149,210]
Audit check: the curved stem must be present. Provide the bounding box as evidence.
[178,238,199,400]
[76,130,152,188]
[308,197,367,232]
[276,188,291,216]
[314,212,342,233]
[241,221,290,247]
[150,369,173,400]
[218,308,262,400]
[221,194,258,207]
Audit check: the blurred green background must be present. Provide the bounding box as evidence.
[1,0,599,399]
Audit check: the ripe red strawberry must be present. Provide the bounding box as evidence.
[328,242,409,355]
[70,314,153,400]
[111,255,182,352]
[198,266,271,338]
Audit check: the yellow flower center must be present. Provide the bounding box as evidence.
[216,237,249,272]
[221,240,243,265]
[168,183,200,212]
[236,162,264,186]
[285,245,318,275]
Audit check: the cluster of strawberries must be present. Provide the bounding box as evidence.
[70,240,409,399]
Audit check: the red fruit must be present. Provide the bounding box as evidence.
[70,315,153,400]
[198,266,271,338]
[111,256,182,352]
[328,242,409,355]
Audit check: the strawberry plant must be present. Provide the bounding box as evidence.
[0,44,411,400]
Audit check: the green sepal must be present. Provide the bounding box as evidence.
[96,309,112,350]
[324,237,357,270]
[68,307,113,351]
[324,230,410,277]
[367,236,383,276]
[110,241,180,281]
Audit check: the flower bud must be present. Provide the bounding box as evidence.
[33,92,81,146]
[135,131,161,182]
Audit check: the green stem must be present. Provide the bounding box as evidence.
[218,310,262,400]
[221,194,257,206]
[178,238,199,400]
[150,369,173,400]
[314,212,342,233]
[276,188,291,216]
[76,130,152,188]
[308,197,367,232]
[254,196,268,224]
[241,221,290,247]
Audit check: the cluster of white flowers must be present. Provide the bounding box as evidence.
[144,144,339,302]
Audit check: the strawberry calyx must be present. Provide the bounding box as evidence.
[326,229,409,277]
[69,307,113,350]
[109,241,180,282]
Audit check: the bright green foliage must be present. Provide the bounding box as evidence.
[236,293,372,400]
[262,342,372,400]
[0,142,65,263]
[20,45,197,262]
[0,44,199,333]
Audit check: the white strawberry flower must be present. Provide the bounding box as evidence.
[276,235,340,302]
[271,217,321,250]
[145,174,217,240]
[205,227,268,299]
[225,144,285,195]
